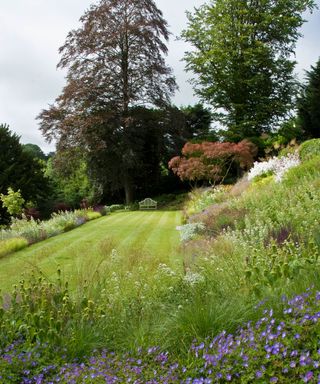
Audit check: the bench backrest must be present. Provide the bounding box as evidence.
[139,198,157,208]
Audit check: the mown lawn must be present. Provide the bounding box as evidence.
[0,210,181,292]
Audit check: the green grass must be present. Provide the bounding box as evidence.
[0,210,181,292]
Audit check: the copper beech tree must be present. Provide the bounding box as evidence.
[38,0,176,204]
[168,140,257,185]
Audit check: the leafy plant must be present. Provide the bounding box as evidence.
[9,216,47,244]
[0,187,25,216]
[93,205,110,216]
[108,204,124,212]
[297,57,320,139]
[299,138,320,161]
[176,222,205,242]
[248,153,300,182]
[169,140,257,184]
[0,237,28,258]
[184,186,230,219]
[0,124,50,225]
[0,209,102,250]
[85,211,102,221]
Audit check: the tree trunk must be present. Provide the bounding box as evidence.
[123,174,134,205]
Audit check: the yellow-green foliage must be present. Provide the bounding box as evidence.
[0,187,25,216]
[299,138,320,161]
[249,174,275,188]
[0,237,28,258]
[85,211,102,221]
[282,155,320,187]
[185,185,231,218]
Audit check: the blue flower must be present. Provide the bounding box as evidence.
[256,370,263,378]
[302,371,313,382]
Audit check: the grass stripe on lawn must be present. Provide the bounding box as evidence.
[0,211,181,292]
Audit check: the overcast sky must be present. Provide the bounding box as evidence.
[0,0,319,153]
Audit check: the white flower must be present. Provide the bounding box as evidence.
[247,157,278,180]
[177,222,205,242]
[248,153,300,183]
[273,153,300,182]
[158,263,176,276]
[183,271,205,286]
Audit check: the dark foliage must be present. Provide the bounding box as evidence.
[22,144,47,161]
[38,0,177,204]
[0,124,50,224]
[297,57,320,138]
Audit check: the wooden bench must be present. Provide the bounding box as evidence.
[139,198,157,210]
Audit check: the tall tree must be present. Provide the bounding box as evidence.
[160,104,215,164]
[38,0,176,204]
[182,0,315,141]
[297,58,320,138]
[22,143,47,161]
[86,106,163,201]
[181,103,215,141]
[46,148,101,208]
[0,124,49,223]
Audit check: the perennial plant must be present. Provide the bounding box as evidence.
[248,153,300,182]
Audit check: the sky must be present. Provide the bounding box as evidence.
[0,0,319,153]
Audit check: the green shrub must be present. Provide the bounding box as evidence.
[0,209,91,245]
[9,217,47,244]
[85,211,102,221]
[126,202,139,211]
[250,171,274,183]
[100,206,110,215]
[185,186,231,219]
[299,138,320,161]
[282,155,320,187]
[49,210,86,233]
[0,187,25,216]
[63,221,77,232]
[152,193,186,210]
[0,237,28,258]
[278,144,298,157]
[108,204,124,212]
[41,218,64,238]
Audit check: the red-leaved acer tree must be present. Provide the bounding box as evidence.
[168,140,257,184]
